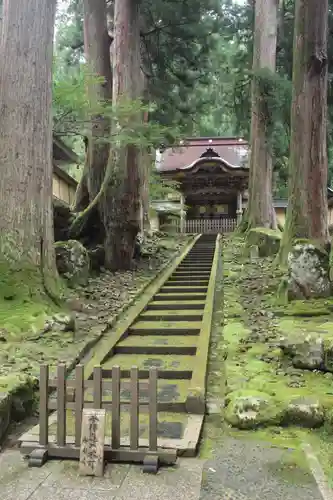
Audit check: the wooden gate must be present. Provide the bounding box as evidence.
[25,364,177,473]
[184,218,237,234]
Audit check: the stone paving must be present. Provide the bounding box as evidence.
[0,437,330,500]
[200,437,324,500]
[0,449,204,500]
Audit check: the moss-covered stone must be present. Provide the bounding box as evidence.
[55,239,90,287]
[246,227,282,257]
[225,390,284,429]
[288,241,331,299]
[283,397,325,428]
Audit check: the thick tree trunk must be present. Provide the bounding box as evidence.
[279,0,329,264]
[243,0,278,230]
[0,0,59,299]
[105,0,141,269]
[72,0,113,246]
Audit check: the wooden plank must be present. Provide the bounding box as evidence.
[79,409,106,477]
[93,366,102,409]
[111,366,121,449]
[130,367,139,450]
[75,365,84,447]
[57,364,66,446]
[148,368,158,452]
[39,365,49,446]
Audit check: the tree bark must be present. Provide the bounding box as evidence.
[71,0,113,246]
[105,0,141,269]
[140,83,151,233]
[243,0,279,230]
[0,0,59,299]
[278,0,329,264]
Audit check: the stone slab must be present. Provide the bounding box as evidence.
[117,458,204,500]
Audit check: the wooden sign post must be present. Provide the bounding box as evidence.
[79,409,106,477]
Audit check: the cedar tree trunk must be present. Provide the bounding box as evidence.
[140,84,151,233]
[279,0,329,264]
[72,0,112,246]
[105,0,141,269]
[0,0,59,298]
[243,0,279,230]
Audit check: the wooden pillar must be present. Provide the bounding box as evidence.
[236,191,243,222]
[180,194,186,233]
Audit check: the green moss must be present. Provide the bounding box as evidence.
[249,227,282,239]
[294,238,329,255]
[225,389,285,429]
[223,288,244,318]
[274,298,333,317]
[246,227,281,257]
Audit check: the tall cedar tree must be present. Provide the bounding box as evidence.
[278,0,329,264]
[0,0,59,298]
[75,0,112,246]
[107,0,141,268]
[242,0,279,230]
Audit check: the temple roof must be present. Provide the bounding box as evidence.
[157,137,249,173]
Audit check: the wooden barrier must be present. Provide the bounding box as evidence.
[184,218,237,234]
[27,364,177,473]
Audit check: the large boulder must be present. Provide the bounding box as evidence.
[288,241,331,299]
[55,240,90,287]
[283,397,324,428]
[279,334,324,370]
[246,228,281,257]
[224,390,283,429]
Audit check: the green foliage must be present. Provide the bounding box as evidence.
[149,169,180,201]
[54,0,223,134]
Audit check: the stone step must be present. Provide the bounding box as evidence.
[153,293,207,301]
[129,319,201,335]
[102,353,194,379]
[147,300,205,310]
[160,286,208,293]
[114,334,198,356]
[165,279,209,286]
[140,309,203,321]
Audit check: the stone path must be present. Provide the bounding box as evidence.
[0,436,330,500]
[0,449,204,500]
[199,437,325,500]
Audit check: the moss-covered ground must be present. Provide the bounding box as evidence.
[201,233,333,487]
[0,234,190,415]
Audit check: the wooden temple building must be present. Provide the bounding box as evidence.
[154,137,333,233]
[155,137,249,233]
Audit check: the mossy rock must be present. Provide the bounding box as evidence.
[282,397,325,428]
[247,228,281,257]
[224,390,284,429]
[279,333,324,370]
[55,240,90,287]
[288,241,331,299]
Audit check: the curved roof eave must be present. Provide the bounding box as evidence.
[162,156,249,175]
